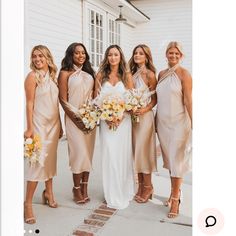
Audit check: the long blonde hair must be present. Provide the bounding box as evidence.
[30,45,57,83]
[129,44,156,75]
[166,41,184,57]
[98,45,128,85]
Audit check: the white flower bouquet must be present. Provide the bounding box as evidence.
[124,88,152,122]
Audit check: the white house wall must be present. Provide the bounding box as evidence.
[24,0,83,74]
[131,0,192,73]
[120,24,135,62]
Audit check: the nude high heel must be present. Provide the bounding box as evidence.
[167,197,181,218]
[72,186,85,204]
[42,190,58,208]
[134,183,143,201]
[136,185,153,203]
[24,202,36,224]
[80,182,90,202]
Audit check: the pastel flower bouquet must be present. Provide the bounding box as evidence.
[24,134,42,166]
[62,98,101,133]
[124,88,150,122]
[96,93,126,131]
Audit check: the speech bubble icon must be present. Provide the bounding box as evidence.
[205,215,217,227]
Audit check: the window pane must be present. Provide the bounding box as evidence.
[91,39,94,52]
[96,27,99,40]
[91,25,94,38]
[91,53,95,66]
[109,19,111,31]
[112,21,114,32]
[96,41,99,52]
[100,28,103,40]
[100,42,103,53]
[96,54,99,67]
[96,13,99,25]
[100,15,103,27]
[91,11,94,24]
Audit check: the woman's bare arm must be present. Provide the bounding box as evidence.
[24,72,37,138]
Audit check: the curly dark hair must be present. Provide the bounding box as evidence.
[60,42,95,79]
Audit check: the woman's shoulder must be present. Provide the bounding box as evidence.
[176,67,192,81]
[158,69,168,78]
[25,71,36,82]
[24,71,37,88]
[59,69,74,79]
[145,69,155,78]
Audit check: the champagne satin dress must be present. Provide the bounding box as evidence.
[156,70,191,177]
[65,68,96,174]
[132,69,157,174]
[25,72,60,181]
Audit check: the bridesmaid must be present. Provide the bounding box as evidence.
[24,45,62,224]
[58,43,96,204]
[128,44,157,203]
[156,41,192,218]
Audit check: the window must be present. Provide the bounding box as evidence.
[88,9,104,68]
[108,17,120,45]
[85,3,121,70]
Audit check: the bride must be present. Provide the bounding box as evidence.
[94,45,135,209]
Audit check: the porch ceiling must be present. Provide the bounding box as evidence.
[101,0,150,23]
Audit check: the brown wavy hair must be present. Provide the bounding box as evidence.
[98,45,128,85]
[128,44,156,75]
[30,45,57,83]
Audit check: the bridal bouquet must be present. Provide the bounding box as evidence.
[124,88,150,122]
[24,134,42,166]
[96,93,126,131]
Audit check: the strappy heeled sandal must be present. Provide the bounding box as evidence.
[136,185,153,203]
[168,196,181,218]
[80,182,90,202]
[134,183,143,201]
[72,186,85,204]
[42,190,58,208]
[24,202,36,224]
[164,189,183,207]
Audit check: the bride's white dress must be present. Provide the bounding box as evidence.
[99,81,135,209]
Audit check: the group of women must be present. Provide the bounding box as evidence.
[24,41,192,224]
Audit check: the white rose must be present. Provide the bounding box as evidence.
[25,138,33,144]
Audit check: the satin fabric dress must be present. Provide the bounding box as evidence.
[99,81,135,209]
[132,69,157,174]
[65,68,96,174]
[25,72,60,182]
[156,70,191,177]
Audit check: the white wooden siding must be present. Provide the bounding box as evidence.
[24,0,82,74]
[120,24,135,62]
[24,0,83,132]
[131,0,192,73]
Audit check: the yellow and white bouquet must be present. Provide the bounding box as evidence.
[24,134,42,166]
[97,94,126,131]
[77,99,101,130]
[62,98,101,133]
